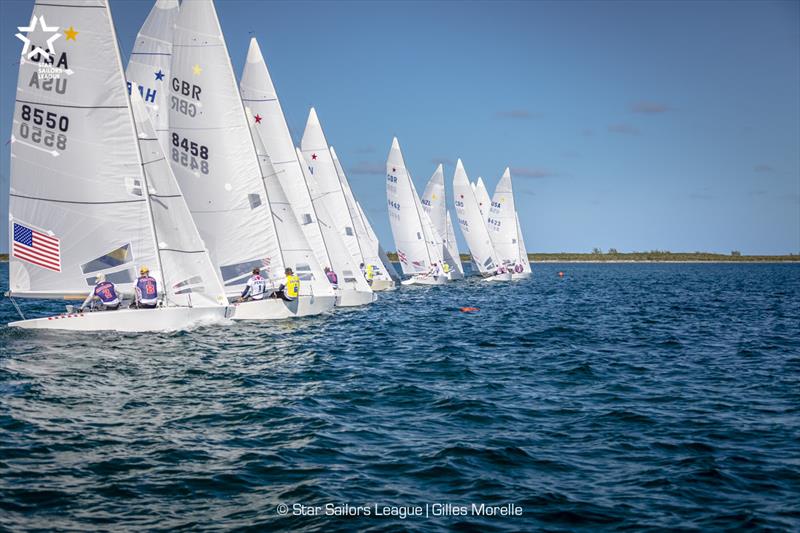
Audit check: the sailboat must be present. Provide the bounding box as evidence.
[386,138,448,286]
[488,168,532,279]
[239,38,371,307]
[243,110,337,316]
[330,146,397,291]
[420,164,464,280]
[169,0,334,319]
[125,0,178,152]
[7,1,229,331]
[452,160,511,282]
[299,109,376,304]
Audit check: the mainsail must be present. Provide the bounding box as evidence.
[125,0,179,151]
[487,167,521,268]
[238,38,330,273]
[453,160,498,275]
[169,0,281,295]
[10,0,159,299]
[300,109,367,272]
[245,111,333,296]
[420,164,463,276]
[386,138,442,275]
[475,176,491,217]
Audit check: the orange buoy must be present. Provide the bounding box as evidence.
[460,307,479,313]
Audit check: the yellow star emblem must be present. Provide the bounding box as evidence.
[192,64,202,75]
[432,194,437,200]
[65,26,78,41]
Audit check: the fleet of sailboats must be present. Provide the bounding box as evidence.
[5,0,533,331]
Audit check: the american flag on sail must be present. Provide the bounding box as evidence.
[12,222,61,272]
[397,250,408,264]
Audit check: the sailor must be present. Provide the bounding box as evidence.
[442,262,451,275]
[80,273,120,311]
[133,266,158,308]
[272,267,299,301]
[359,262,367,280]
[239,267,268,302]
[324,266,338,287]
[365,263,375,285]
[429,262,441,278]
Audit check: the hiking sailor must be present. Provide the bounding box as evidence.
[132,266,158,308]
[80,273,120,311]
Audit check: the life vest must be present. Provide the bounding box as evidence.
[94,281,119,305]
[442,263,451,273]
[366,264,375,280]
[286,274,300,299]
[136,275,158,304]
[514,263,524,273]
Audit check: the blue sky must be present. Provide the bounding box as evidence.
[1,0,798,254]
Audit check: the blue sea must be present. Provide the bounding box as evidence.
[1,262,799,531]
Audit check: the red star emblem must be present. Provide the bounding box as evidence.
[254,114,262,124]
[311,153,318,160]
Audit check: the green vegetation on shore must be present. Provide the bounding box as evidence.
[1,251,797,264]
[384,251,798,263]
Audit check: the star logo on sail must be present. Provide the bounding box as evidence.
[254,114,262,124]
[192,64,202,75]
[311,153,318,160]
[154,69,164,81]
[16,15,61,61]
[64,26,78,41]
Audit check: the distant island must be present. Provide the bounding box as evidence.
[1,252,798,264]
[385,251,800,263]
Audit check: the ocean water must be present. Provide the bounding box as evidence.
[1,262,799,531]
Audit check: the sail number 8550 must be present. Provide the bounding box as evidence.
[171,133,209,174]
[18,104,69,150]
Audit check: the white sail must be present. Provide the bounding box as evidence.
[169,0,281,296]
[9,0,160,299]
[296,148,374,302]
[238,38,331,276]
[300,109,366,272]
[246,111,333,297]
[131,86,226,306]
[487,167,521,268]
[386,138,442,275]
[445,211,464,275]
[475,176,491,217]
[356,201,401,282]
[330,146,393,283]
[453,160,499,275]
[516,212,532,274]
[420,164,462,276]
[125,0,178,152]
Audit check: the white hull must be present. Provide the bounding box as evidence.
[8,306,230,332]
[446,271,464,281]
[335,289,377,307]
[512,272,532,280]
[370,279,396,291]
[484,272,513,282]
[230,294,335,320]
[401,275,448,286]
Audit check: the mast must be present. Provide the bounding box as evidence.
[108,2,165,298]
